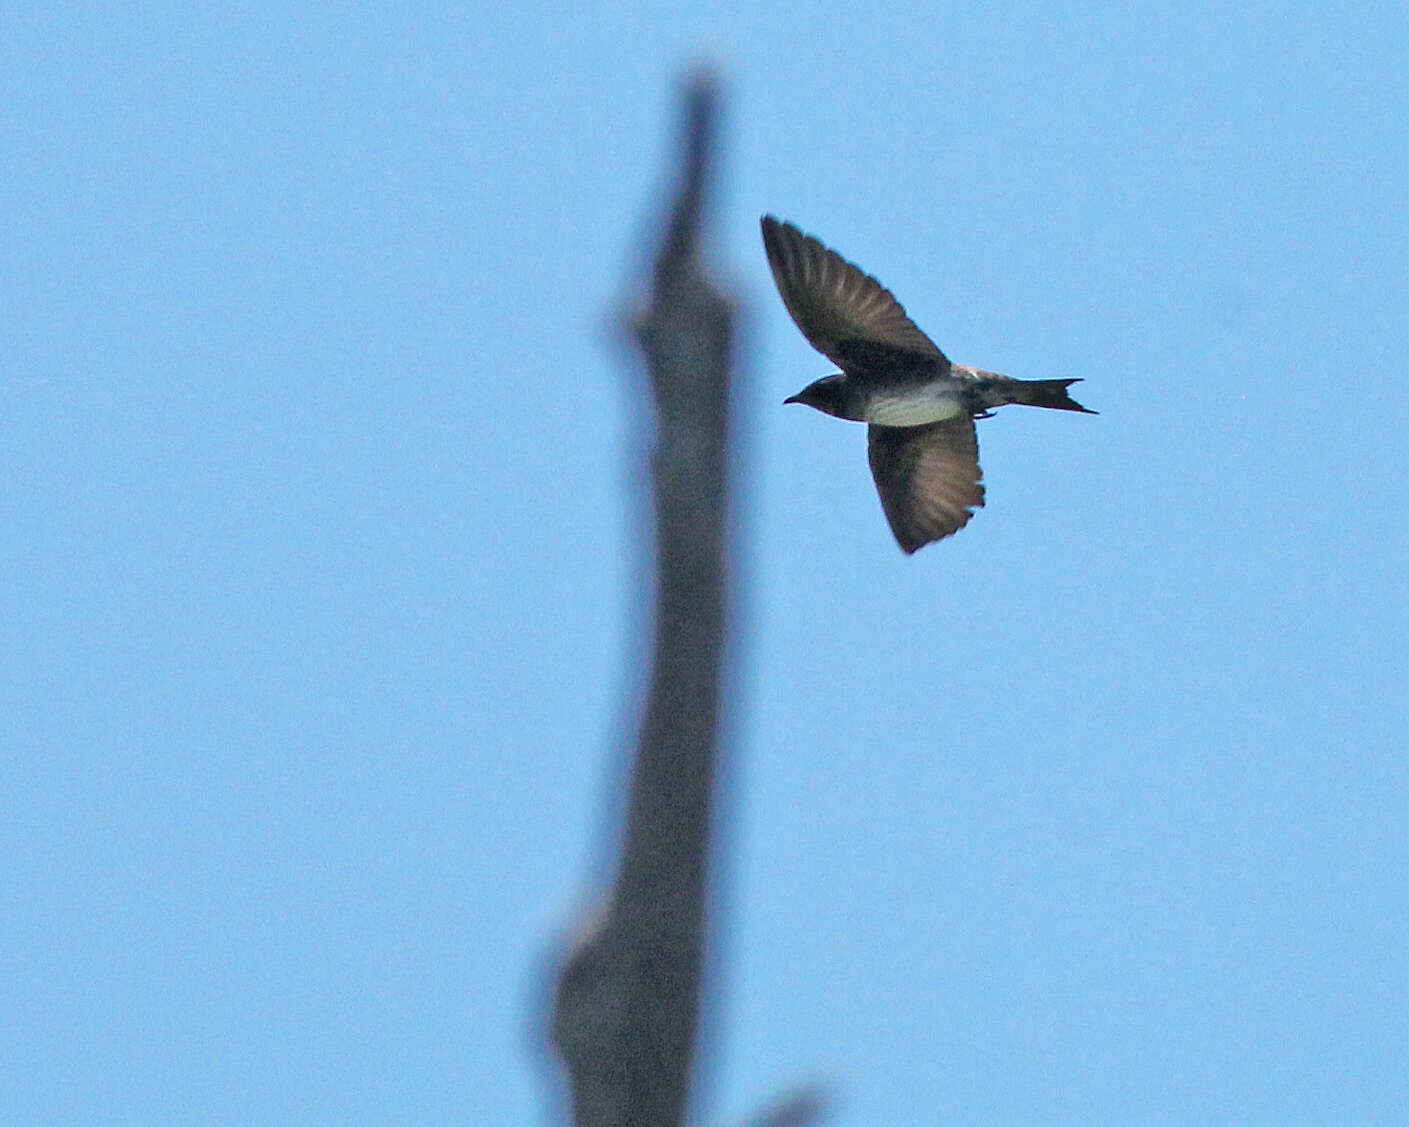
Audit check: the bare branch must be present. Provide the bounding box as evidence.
[549,70,734,1127]
[740,1083,831,1127]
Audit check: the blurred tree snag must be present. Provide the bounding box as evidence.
[547,71,826,1127]
[548,71,734,1127]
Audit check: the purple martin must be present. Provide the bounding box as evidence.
[762,215,1095,553]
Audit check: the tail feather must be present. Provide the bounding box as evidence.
[1006,378,1097,414]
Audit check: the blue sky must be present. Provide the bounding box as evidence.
[5,3,1407,1124]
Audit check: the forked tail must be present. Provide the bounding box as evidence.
[1005,378,1098,414]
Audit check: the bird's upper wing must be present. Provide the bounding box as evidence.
[761,216,949,372]
[867,418,985,553]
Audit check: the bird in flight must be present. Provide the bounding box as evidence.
[762,215,1095,553]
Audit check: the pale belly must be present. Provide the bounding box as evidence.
[865,389,966,426]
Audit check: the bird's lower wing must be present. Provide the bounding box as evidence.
[867,418,985,553]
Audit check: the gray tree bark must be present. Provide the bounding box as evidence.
[548,71,733,1127]
[547,72,827,1127]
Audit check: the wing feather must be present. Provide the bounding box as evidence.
[761,216,948,371]
[867,418,985,552]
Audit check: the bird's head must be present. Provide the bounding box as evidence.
[784,374,856,420]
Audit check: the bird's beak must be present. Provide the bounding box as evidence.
[783,393,801,405]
